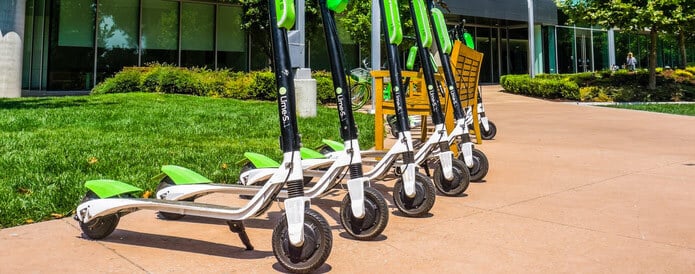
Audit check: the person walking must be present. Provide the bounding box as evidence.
[626,52,637,71]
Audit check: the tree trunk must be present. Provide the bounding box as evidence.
[648,27,657,90]
[679,30,687,69]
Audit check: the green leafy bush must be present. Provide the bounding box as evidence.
[500,74,578,99]
[91,64,337,103]
[91,67,144,94]
[502,68,694,102]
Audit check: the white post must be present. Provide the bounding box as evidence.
[291,0,316,117]
[527,0,535,78]
[608,28,616,69]
[370,0,381,114]
[0,1,26,98]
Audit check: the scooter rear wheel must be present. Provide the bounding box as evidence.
[339,186,389,240]
[392,173,436,217]
[78,191,119,240]
[433,159,470,196]
[272,208,333,273]
[156,177,192,220]
[480,121,497,140]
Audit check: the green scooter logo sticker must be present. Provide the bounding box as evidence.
[279,87,287,95]
[336,87,343,95]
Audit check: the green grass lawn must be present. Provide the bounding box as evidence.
[607,103,695,116]
[0,93,374,228]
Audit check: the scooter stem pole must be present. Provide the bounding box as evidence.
[408,0,444,125]
[378,0,411,136]
[319,1,364,178]
[426,0,466,120]
[318,2,358,142]
[269,1,301,154]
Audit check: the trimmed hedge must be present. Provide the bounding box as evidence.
[501,67,695,102]
[499,74,579,99]
[92,64,338,103]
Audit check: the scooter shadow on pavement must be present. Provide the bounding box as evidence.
[273,262,333,273]
[90,230,274,259]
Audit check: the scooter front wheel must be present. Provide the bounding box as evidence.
[272,208,333,273]
[156,177,192,220]
[480,121,497,140]
[392,173,436,217]
[78,191,119,239]
[460,148,489,182]
[339,186,389,240]
[433,159,470,196]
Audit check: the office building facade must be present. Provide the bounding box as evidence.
[1,0,693,97]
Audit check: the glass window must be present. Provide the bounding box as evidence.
[141,0,179,65]
[96,0,139,82]
[556,27,575,74]
[592,30,609,71]
[507,28,528,75]
[22,0,36,89]
[58,0,95,47]
[217,5,247,71]
[48,0,95,90]
[181,2,214,68]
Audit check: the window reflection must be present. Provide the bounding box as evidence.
[97,0,139,82]
[141,0,179,65]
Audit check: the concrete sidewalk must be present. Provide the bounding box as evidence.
[2,86,694,273]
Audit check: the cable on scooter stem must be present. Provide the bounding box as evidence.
[319,1,359,181]
[268,0,304,200]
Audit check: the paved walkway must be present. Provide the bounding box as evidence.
[2,86,694,273]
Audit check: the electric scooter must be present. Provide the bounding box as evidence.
[359,0,438,215]
[155,0,390,240]
[172,0,440,218]
[390,0,471,197]
[73,1,332,272]
[473,86,497,140]
[451,18,497,140]
[427,0,489,181]
[300,1,470,199]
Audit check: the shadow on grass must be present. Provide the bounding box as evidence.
[0,98,116,110]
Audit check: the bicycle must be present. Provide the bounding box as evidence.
[349,59,393,111]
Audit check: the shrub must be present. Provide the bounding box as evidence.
[91,67,143,94]
[313,70,335,103]
[501,74,577,99]
[91,65,336,103]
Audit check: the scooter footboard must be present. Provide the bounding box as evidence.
[76,198,246,223]
[157,183,264,201]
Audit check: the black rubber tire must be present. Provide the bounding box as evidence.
[318,145,335,155]
[272,208,333,274]
[460,148,489,182]
[433,159,470,196]
[239,162,256,175]
[79,191,119,240]
[480,121,497,140]
[392,172,436,217]
[339,186,389,240]
[156,177,192,220]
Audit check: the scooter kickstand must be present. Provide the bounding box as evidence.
[227,220,254,251]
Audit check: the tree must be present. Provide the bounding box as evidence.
[236,0,322,68]
[557,0,686,90]
[338,1,414,57]
[671,1,695,68]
